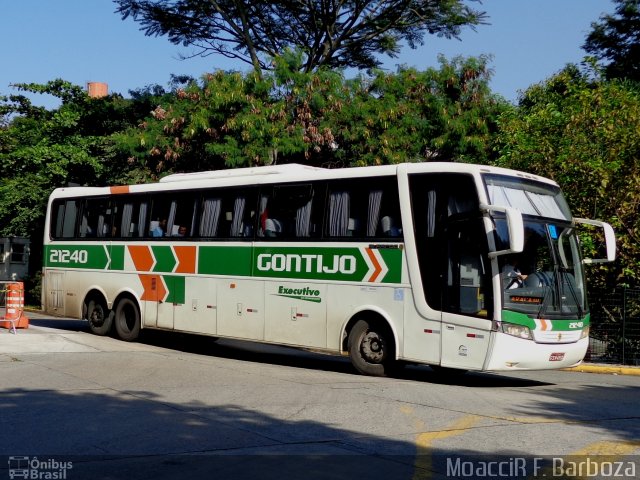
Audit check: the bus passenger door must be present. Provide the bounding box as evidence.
[440,217,493,369]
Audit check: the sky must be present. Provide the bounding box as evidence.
[2,0,615,109]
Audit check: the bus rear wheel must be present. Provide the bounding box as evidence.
[86,298,113,336]
[114,297,141,342]
[348,319,395,377]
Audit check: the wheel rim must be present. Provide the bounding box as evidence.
[360,331,387,363]
[90,305,105,327]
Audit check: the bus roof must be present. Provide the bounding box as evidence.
[159,163,325,183]
[48,162,558,199]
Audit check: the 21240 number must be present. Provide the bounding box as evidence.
[49,249,88,264]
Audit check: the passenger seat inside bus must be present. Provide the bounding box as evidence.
[381,216,401,237]
[264,218,283,237]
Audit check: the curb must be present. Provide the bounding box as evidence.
[562,364,640,376]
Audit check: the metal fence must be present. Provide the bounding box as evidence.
[587,287,640,365]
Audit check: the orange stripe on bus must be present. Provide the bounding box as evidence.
[138,274,166,302]
[110,185,130,194]
[128,245,154,272]
[365,248,382,282]
[174,246,197,274]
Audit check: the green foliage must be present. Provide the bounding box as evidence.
[0,79,169,238]
[495,66,640,287]
[583,0,640,82]
[114,55,507,172]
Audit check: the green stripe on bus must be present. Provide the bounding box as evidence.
[164,275,185,304]
[45,243,403,284]
[152,246,176,273]
[198,246,253,276]
[109,245,125,271]
[44,245,110,269]
[501,310,590,329]
[378,248,403,283]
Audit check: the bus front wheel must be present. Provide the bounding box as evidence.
[114,297,141,342]
[86,299,113,336]
[348,319,395,377]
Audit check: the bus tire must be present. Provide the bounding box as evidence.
[86,298,113,336]
[114,297,141,342]
[348,319,395,377]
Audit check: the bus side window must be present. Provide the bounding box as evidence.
[257,184,316,239]
[52,199,80,239]
[223,188,257,238]
[325,177,400,239]
[113,197,149,239]
[148,192,198,238]
[80,198,112,239]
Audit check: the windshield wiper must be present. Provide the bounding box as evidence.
[536,271,554,319]
[559,266,583,319]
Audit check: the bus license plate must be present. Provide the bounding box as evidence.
[549,352,565,361]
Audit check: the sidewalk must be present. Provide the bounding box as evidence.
[563,363,640,376]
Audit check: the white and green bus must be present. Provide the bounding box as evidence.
[42,163,615,376]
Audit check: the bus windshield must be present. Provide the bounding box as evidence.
[494,218,587,319]
[483,173,587,319]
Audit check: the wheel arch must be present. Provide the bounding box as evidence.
[340,306,400,359]
[82,286,141,318]
[82,287,109,319]
[112,289,142,314]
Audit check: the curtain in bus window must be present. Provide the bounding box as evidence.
[62,201,77,238]
[526,192,566,219]
[200,198,222,237]
[487,185,537,216]
[231,196,246,237]
[328,191,349,236]
[120,203,134,238]
[55,204,66,238]
[295,198,313,237]
[427,190,437,237]
[97,214,105,238]
[79,213,89,238]
[189,205,197,236]
[167,201,177,236]
[367,190,383,237]
[257,195,269,237]
[137,202,148,237]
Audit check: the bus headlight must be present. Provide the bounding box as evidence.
[580,326,590,339]
[500,322,533,340]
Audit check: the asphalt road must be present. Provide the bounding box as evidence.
[1,314,639,479]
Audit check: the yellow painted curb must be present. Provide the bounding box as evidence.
[563,364,640,376]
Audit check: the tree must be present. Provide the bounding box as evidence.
[0,79,172,260]
[495,66,640,288]
[115,0,486,74]
[583,0,640,81]
[114,55,507,173]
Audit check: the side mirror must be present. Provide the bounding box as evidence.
[574,218,616,263]
[480,204,524,258]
